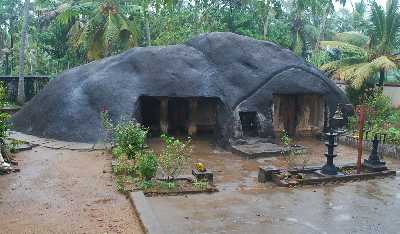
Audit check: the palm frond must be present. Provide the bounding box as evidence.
[319,41,368,58]
[369,1,385,50]
[339,56,398,88]
[103,14,120,51]
[385,0,400,51]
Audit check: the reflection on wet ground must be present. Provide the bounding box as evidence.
[147,137,400,234]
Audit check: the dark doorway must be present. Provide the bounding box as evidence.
[273,94,325,137]
[168,98,190,135]
[239,112,259,137]
[279,95,298,136]
[140,96,161,136]
[196,98,218,136]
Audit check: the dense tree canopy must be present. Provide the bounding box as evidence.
[0,0,399,89]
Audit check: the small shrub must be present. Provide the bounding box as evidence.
[158,134,192,180]
[280,131,309,169]
[139,180,154,190]
[100,107,114,145]
[136,150,158,181]
[114,121,148,160]
[0,83,10,142]
[159,180,176,189]
[192,179,208,190]
[112,146,125,159]
[113,155,136,176]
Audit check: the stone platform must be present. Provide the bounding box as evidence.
[258,164,397,187]
[8,131,107,151]
[230,137,303,159]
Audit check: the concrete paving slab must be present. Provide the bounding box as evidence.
[146,138,400,234]
[8,131,95,150]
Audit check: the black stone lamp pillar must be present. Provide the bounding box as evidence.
[330,104,345,135]
[364,134,387,171]
[321,131,338,175]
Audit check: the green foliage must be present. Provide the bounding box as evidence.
[334,32,369,47]
[0,83,10,140]
[319,41,367,59]
[136,150,158,181]
[139,180,154,190]
[112,155,136,176]
[344,77,376,105]
[158,134,192,180]
[159,180,176,189]
[111,146,125,159]
[114,120,148,160]
[309,49,331,67]
[192,179,209,190]
[348,90,400,145]
[100,108,114,144]
[280,130,309,169]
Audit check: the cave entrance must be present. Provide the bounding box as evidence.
[140,96,161,136]
[272,94,325,137]
[239,112,259,137]
[168,98,190,135]
[139,96,219,138]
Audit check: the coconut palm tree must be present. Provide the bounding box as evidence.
[57,0,140,61]
[17,0,31,105]
[321,0,400,88]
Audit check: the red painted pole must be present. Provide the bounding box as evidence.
[356,105,366,174]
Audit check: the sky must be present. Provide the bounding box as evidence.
[334,0,387,11]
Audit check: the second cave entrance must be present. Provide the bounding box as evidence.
[272,94,325,137]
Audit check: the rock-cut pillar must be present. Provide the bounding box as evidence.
[160,98,168,134]
[188,98,198,136]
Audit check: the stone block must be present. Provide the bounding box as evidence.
[192,169,213,184]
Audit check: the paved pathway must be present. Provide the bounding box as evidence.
[147,138,400,234]
[9,131,109,150]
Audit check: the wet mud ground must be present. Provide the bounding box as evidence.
[147,138,400,234]
[0,147,143,234]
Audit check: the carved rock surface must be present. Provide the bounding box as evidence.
[11,32,349,143]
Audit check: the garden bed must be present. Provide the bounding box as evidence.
[115,173,217,197]
[258,164,396,187]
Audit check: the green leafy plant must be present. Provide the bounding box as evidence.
[192,179,208,190]
[158,134,192,181]
[348,90,400,145]
[136,150,158,181]
[112,155,136,176]
[280,130,309,169]
[100,107,114,145]
[114,121,148,160]
[159,180,176,189]
[111,146,125,159]
[139,180,154,190]
[0,83,10,141]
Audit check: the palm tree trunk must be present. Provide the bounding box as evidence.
[262,0,271,40]
[145,19,151,46]
[319,6,329,41]
[378,69,385,87]
[5,52,10,75]
[17,0,30,105]
[142,0,151,46]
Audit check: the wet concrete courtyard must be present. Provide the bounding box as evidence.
[147,138,400,234]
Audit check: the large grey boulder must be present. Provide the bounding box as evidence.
[11,32,349,144]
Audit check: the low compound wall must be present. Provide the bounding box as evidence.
[383,84,400,108]
[338,135,400,160]
[0,76,50,103]
[335,81,400,108]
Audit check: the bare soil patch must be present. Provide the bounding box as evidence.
[0,147,143,234]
